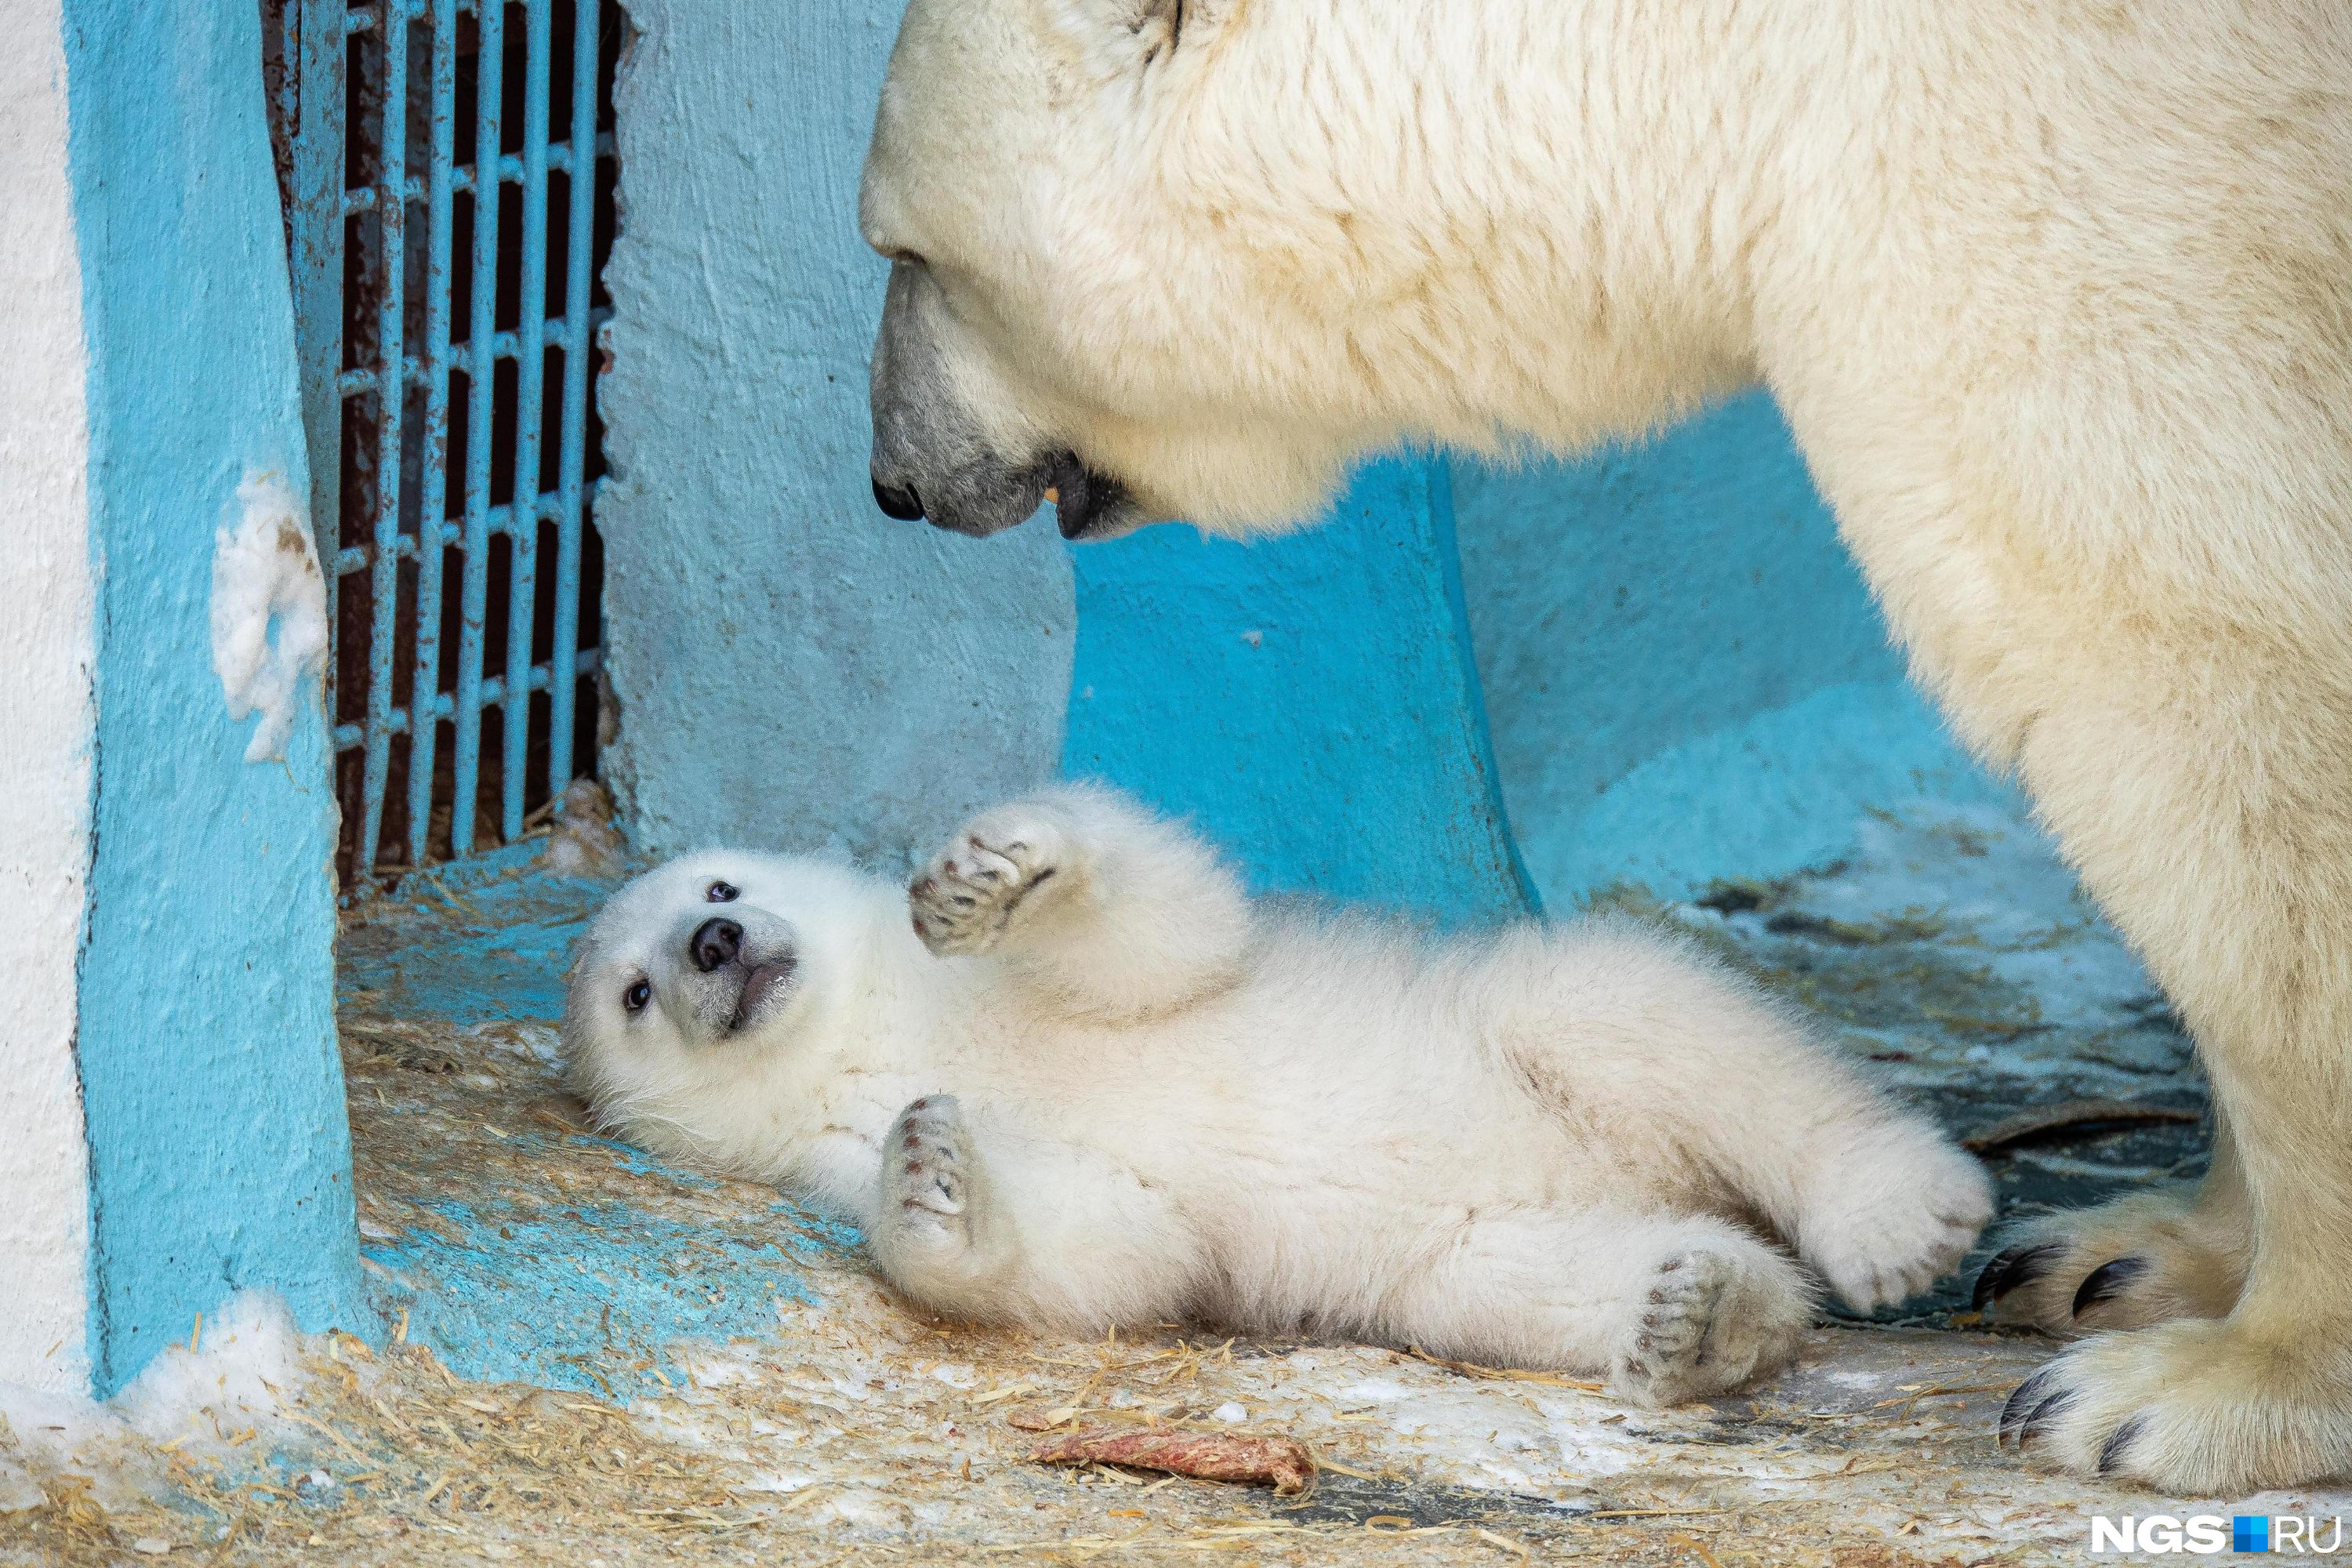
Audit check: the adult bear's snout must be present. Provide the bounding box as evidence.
[872,477,924,521]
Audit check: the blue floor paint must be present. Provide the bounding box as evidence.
[339,868,861,1393]
[1065,456,1537,925]
[339,866,607,1028]
[361,1197,845,1397]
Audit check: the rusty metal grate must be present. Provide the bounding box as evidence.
[267,0,622,887]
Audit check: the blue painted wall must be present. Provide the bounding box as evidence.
[1453,393,2014,902]
[599,0,1073,870]
[63,0,361,1392]
[1064,401,2009,918]
[1065,459,1534,924]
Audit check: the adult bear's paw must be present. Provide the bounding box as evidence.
[1974,1189,2246,1335]
[2001,1319,2352,1491]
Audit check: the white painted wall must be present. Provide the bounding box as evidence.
[0,0,95,1396]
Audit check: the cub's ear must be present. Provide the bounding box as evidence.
[1047,0,1221,65]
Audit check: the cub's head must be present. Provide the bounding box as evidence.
[561,851,880,1173]
[860,0,1449,543]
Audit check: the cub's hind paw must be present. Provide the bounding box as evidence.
[1610,1244,1810,1408]
[908,808,1072,956]
[878,1095,976,1256]
[1802,1131,1993,1313]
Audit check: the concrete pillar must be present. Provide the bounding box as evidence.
[0,0,364,1396]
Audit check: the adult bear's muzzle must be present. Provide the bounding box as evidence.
[866,448,1138,541]
[866,258,1147,542]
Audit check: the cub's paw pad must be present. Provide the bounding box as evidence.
[908,811,1069,955]
[1807,1139,1992,1313]
[880,1095,973,1248]
[1610,1248,1807,1408]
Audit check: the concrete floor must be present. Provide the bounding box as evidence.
[10,802,2345,1565]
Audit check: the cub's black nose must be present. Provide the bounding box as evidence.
[690,917,744,973]
[872,477,924,521]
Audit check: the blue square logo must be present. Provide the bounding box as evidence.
[2234,1515,2270,1553]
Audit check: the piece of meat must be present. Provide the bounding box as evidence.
[1022,1427,1316,1495]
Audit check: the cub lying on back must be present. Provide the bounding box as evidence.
[564,786,1991,1406]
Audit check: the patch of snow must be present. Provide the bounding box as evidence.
[0,1291,309,1507]
[0,1454,41,1515]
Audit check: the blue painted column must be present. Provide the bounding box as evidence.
[62,0,362,1392]
[1065,457,1536,925]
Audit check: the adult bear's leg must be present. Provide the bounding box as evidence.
[1806,421,2352,1489]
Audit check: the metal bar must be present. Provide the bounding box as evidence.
[359,0,412,873]
[328,481,598,578]
[450,0,506,856]
[405,0,459,867]
[501,0,555,842]
[271,1,301,191]
[333,306,609,395]
[549,0,601,788]
[290,1,347,658]
[332,646,602,753]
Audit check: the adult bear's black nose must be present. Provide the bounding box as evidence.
[690,917,744,973]
[872,477,924,521]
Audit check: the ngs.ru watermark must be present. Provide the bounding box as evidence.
[2091,1515,2346,1554]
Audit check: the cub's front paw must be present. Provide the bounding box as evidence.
[1610,1245,1811,1408]
[1803,1131,1992,1313]
[908,807,1073,956]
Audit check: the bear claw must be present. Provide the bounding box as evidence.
[2071,1257,2148,1318]
[1973,1241,2065,1312]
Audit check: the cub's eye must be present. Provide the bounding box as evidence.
[706,880,739,903]
[623,979,652,1013]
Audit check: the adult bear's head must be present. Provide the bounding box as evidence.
[860,0,1356,543]
[859,0,1734,543]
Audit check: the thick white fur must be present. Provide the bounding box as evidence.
[565,786,1988,1407]
[857,0,2352,1489]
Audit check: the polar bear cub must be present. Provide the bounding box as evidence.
[563,785,1991,1406]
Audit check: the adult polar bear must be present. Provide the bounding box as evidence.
[855,0,2352,1492]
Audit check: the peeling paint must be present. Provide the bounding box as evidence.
[209,471,328,764]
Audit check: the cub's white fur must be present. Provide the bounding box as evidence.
[565,786,1988,1406]
[855,0,2352,1490]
